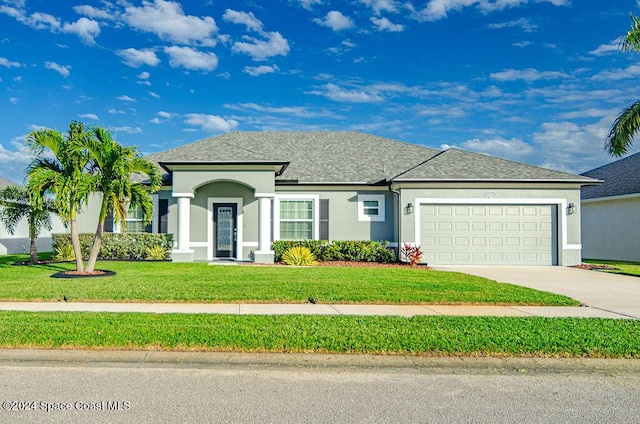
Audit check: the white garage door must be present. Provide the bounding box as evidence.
[420,204,557,265]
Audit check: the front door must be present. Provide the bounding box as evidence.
[213,203,237,258]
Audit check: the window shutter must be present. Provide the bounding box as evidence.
[159,199,169,234]
[319,199,329,241]
[104,213,114,232]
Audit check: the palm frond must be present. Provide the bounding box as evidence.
[605,100,640,157]
[621,14,640,52]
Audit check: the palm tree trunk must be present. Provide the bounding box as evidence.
[85,200,107,273]
[70,207,84,272]
[28,216,38,265]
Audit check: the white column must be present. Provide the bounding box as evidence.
[254,193,274,263]
[176,196,191,250]
[151,195,159,233]
[171,192,194,262]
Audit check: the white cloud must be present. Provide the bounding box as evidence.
[488,18,537,32]
[460,137,536,161]
[588,41,619,56]
[78,113,99,120]
[243,64,279,76]
[297,0,322,10]
[314,11,355,31]
[0,57,22,68]
[73,4,114,20]
[116,95,136,102]
[370,17,404,32]
[558,108,618,120]
[117,48,160,68]
[184,113,238,132]
[121,0,217,45]
[513,41,531,48]
[409,0,569,22]
[360,0,400,14]
[308,83,384,103]
[532,118,613,173]
[44,61,70,77]
[62,17,100,44]
[222,9,263,32]
[490,68,569,82]
[592,64,640,81]
[164,46,218,72]
[113,126,142,134]
[9,97,18,104]
[149,91,160,98]
[138,71,150,80]
[158,111,173,119]
[231,31,290,61]
[108,108,125,114]
[225,102,337,118]
[0,137,32,182]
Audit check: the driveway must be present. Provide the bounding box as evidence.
[433,266,640,319]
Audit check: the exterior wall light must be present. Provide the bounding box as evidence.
[405,202,414,215]
[567,203,577,215]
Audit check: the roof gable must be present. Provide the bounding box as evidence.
[581,152,640,199]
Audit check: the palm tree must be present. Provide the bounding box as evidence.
[0,185,58,264]
[606,14,640,157]
[83,127,161,273]
[26,122,97,272]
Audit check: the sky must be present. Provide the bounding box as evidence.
[1,0,640,183]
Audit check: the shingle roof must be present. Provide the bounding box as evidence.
[147,131,441,184]
[0,177,19,188]
[394,148,596,182]
[144,131,594,185]
[581,152,640,199]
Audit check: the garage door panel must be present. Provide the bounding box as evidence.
[420,204,557,265]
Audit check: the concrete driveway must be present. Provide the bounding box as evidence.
[433,266,640,320]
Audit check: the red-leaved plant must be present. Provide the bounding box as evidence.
[401,243,423,267]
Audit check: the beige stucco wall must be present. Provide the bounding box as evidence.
[581,196,640,262]
[394,183,583,266]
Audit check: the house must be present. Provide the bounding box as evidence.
[0,177,66,255]
[581,152,640,262]
[77,131,597,266]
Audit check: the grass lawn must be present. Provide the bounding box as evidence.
[0,312,637,357]
[0,254,577,306]
[583,259,640,277]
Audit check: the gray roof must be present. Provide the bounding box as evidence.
[395,148,596,182]
[145,131,594,185]
[148,131,441,184]
[581,152,640,199]
[0,177,19,188]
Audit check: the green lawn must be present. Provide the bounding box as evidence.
[0,312,637,357]
[0,254,577,306]
[583,259,640,277]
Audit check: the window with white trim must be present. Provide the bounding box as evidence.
[358,194,385,222]
[279,200,313,240]
[124,205,151,233]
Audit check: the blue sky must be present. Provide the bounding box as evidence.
[1,0,639,183]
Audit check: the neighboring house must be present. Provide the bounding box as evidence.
[581,152,640,262]
[0,177,67,255]
[76,131,597,266]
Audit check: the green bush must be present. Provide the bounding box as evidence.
[145,245,171,261]
[53,244,75,262]
[281,246,318,266]
[52,233,174,261]
[272,240,396,263]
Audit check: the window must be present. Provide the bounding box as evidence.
[358,194,385,222]
[125,205,151,233]
[279,200,313,240]
[274,195,319,241]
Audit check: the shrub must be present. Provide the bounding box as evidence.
[401,243,423,266]
[281,246,318,266]
[52,233,174,261]
[145,245,170,260]
[53,244,75,262]
[272,240,396,263]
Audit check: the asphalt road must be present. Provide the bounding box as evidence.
[0,354,638,423]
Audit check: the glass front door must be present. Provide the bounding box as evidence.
[214,204,237,258]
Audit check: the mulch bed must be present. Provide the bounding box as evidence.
[51,270,116,279]
[570,264,619,271]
